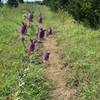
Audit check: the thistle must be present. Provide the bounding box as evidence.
[38,13,43,24]
[42,52,50,62]
[38,28,46,41]
[19,22,27,35]
[28,11,34,22]
[27,39,37,54]
[27,11,34,28]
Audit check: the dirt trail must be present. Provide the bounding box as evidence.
[43,36,76,100]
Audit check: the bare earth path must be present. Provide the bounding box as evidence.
[43,36,76,100]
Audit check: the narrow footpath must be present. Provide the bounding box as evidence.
[43,36,76,100]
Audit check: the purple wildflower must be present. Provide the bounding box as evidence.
[19,22,27,35]
[28,11,34,21]
[27,39,37,53]
[28,13,33,22]
[43,52,50,61]
[38,13,43,24]
[18,22,27,41]
[38,28,46,41]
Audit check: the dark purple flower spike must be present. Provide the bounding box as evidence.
[28,11,33,22]
[38,28,46,41]
[42,52,50,62]
[19,22,27,35]
[18,22,27,43]
[38,13,43,24]
[27,39,37,54]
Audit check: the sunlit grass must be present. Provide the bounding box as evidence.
[55,10,100,100]
[40,6,100,100]
[0,4,100,100]
[0,4,51,99]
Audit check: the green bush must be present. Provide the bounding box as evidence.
[43,0,100,28]
[7,0,18,7]
[44,0,68,11]
[0,0,3,7]
[67,0,100,28]
[18,0,24,3]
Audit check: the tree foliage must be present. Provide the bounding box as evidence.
[0,0,3,7]
[44,0,68,11]
[7,0,18,7]
[18,0,24,3]
[44,0,100,28]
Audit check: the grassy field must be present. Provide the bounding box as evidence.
[0,4,51,100]
[41,6,100,100]
[55,11,100,100]
[0,4,100,100]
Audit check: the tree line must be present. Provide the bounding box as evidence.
[0,0,43,7]
[43,0,100,28]
[0,0,24,7]
[8,0,24,7]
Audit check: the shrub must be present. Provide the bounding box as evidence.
[43,0,100,28]
[18,0,24,3]
[7,0,18,7]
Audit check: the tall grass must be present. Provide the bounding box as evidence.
[56,11,100,100]
[0,4,100,100]
[0,4,51,99]
[40,6,100,100]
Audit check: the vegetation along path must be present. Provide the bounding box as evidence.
[43,36,76,100]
